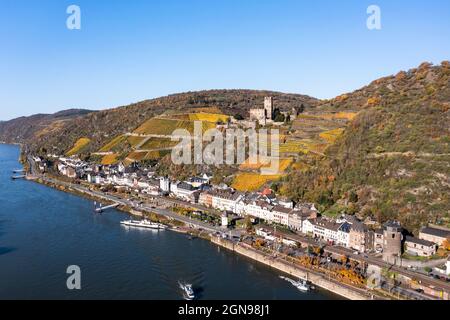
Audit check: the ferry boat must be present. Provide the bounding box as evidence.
[179,282,195,300]
[120,219,167,230]
[279,276,312,292]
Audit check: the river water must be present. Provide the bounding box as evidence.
[0,144,339,300]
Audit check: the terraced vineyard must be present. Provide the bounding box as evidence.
[99,135,127,152]
[168,112,230,123]
[319,128,345,143]
[239,157,293,172]
[232,173,282,192]
[279,139,327,155]
[292,112,356,140]
[134,118,216,136]
[66,138,91,156]
[139,138,179,150]
[101,153,119,165]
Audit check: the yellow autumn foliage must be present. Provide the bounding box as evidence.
[188,113,230,123]
[101,153,119,165]
[319,128,345,143]
[66,138,91,156]
[232,173,282,192]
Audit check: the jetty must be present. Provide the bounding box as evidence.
[11,175,26,180]
[94,202,120,213]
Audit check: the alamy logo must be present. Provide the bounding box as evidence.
[66,265,81,290]
[66,5,81,30]
[367,5,381,30]
[170,121,280,175]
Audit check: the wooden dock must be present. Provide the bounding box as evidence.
[11,175,26,180]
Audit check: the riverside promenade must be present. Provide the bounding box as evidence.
[210,236,373,300]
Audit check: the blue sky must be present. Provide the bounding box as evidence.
[1,0,449,120]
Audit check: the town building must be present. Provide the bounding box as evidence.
[419,226,450,246]
[271,205,292,226]
[404,236,437,257]
[143,178,160,196]
[276,196,294,209]
[210,189,243,213]
[160,176,171,193]
[171,182,198,202]
[287,213,303,232]
[249,97,274,125]
[221,212,230,228]
[309,218,342,245]
[382,221,403,265]
[302,219,315,236]
[337,222,351,247]
[348,222,368,253]
[373,229,384,252]
[198,192,213,208]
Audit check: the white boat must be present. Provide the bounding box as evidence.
[120,219,167,230]
[280,276,311,292]
[179,282,195,300]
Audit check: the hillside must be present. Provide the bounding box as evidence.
[1,63,448,232]
[283,61,450,232]
[0,109,94,145]
[0,90,317,155]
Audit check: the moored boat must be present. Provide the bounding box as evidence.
[120,219,167,230]
[280,275,312,292]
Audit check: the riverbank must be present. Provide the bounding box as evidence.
[23,172,378,300]
[210,236,371,300]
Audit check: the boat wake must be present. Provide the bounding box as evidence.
[179,281,196,300]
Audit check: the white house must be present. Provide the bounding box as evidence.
[309,218,342,244]
[271,205,292,226]
[244,200,274,221]
[337,222,351,247]
[210,190,243,213]
[171,182,198,201]
[302,219,315,235]
[221,212,230,228]
[160,177,171,193]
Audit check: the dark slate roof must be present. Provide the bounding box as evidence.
[384,220,402,229]
[405,236,436,247]
[420,227,450,238]
[351,222,367,233]
[339,222,352,233]
[312,218,341,232]
[177,182,197,191]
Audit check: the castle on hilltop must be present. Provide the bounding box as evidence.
[249,97,274,125]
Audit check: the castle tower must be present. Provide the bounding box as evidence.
[382,221,403,265]
[264,97,273,120]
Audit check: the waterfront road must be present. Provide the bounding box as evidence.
[264,226,450,297]
[26,158,229,235]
